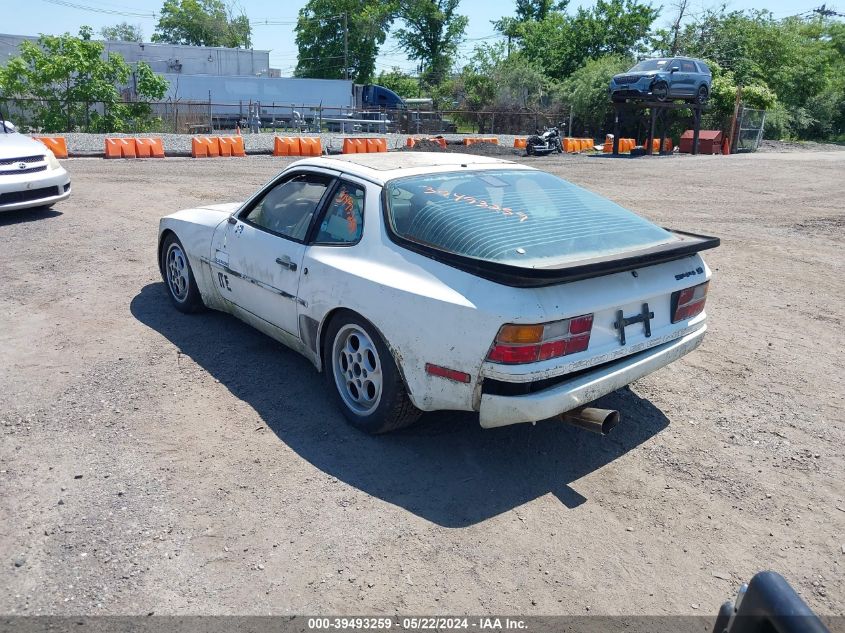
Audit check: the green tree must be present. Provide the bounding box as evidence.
[295,0,395,81]
[450,43,562,131]
[493,0,568,44]
[519,0,658,78]
[153,0,251,48]
[100,22,144,42]
[668,9,845,139]
[560,54,631,134]
[514,0,560,21]
[395,0,469,86]
[375,67,420,98]
[0,27,168,132]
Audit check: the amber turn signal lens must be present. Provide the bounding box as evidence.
[496,324,544,344]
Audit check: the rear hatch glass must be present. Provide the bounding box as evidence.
[384,169,677,268]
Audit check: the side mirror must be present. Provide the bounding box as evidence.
[670,66,680,72]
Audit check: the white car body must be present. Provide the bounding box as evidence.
[0,131,71,212]
[158,153,716,429]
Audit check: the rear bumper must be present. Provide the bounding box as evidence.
[478,325,706,428]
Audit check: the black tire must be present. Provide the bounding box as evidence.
[323,312,421,434]
[652,81,669,102]
[160,233,204,313]
[526,143,535,156]
[696,85,709,104]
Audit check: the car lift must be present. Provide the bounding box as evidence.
[610,99,707,156]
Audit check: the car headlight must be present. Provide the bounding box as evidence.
[45,149,61,170]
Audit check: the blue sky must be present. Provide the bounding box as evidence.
[2,0,816,75]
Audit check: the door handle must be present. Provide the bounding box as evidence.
[276,256,297,272]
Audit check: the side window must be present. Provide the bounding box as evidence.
[243,173,330,240]
[681,60,697,72]
[697,62,710,74]
[314,181,365,245]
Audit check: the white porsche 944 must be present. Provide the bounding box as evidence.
[158,153,718,434]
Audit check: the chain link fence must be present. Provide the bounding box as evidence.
[734,106,767,152]
[1,97,571,137]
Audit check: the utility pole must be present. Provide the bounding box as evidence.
[343,12,349,81]
[727,85,742,154]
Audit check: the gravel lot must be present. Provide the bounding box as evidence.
[1,151,843,617]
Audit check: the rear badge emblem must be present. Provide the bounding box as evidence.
[614,303,654,346]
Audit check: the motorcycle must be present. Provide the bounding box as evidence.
[525,125,563,156]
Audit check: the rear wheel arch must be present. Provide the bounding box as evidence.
[319,308,421,433]
[318,309,399,373]
[318,308,415,394]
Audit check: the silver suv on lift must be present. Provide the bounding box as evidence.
[609,57,712,104]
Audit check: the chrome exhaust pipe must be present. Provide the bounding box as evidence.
[560,407,620,435]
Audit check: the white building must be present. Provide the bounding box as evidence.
[0,33,275,77]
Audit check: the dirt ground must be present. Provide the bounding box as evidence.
[1,150,843,618]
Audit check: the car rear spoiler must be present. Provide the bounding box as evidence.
[393,229,720,288]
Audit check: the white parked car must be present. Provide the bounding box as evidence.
[0,126,71,212]
[158,153,718,434]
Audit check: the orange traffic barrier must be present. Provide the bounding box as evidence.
[299,137,322,156]
[602,138,636,153]
[134,137,165,158]
[612,138,634,153]
[274,136,301,156]
[513,138,527,149]
[366,138,387,153]
[406,136,447,149]
[33,136,68,159]
[218,136,245,157]
[721,136,730,155]
[191,136,220,158]
[342,138,365,154]
[642,138,673,153]
[464,137,498,146]
[271,136,323,157]
[342,137,385,154]
[104,137,136,159]
[566,137,592,152]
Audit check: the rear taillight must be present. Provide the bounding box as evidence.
[671,281,709,323]
[487,314,594,365]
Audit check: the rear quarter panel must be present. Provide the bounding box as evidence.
[299,179,712,412]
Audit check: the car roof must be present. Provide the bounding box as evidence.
[292,152,526,184]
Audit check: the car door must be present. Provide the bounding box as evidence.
[678,60,698,96]
[211,170,335,337]
[665,59,683,96]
